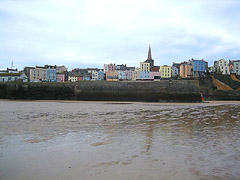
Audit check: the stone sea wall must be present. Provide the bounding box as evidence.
[0,80,202,102]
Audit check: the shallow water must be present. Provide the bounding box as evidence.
[0,100,240,180]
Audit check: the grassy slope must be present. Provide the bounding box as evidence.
[214,74,240,90]
[211,75,233,90]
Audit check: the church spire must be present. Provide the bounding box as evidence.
[147,45,152,60]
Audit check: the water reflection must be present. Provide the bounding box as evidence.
[0,101,240,180]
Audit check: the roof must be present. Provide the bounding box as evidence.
[0,73,23,77]
[230,60,240,63]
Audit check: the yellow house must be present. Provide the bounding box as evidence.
[140,62,150,72]
[106,71,119,81]
[159,65,172,78]
[132,71,140,81]
[68,75,77,82]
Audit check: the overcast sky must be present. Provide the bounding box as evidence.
[0,0,240,70]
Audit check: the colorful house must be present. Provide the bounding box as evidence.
[229,60,240,75]
[106,71,119,81]
[139,46,155,72]
[214,59,229,75]
[98,71,104,80]
[125,71,133,81]
[118,71,126,80]
[172,66,179,77]
[190,59,208,77]
[92,71,104,81]
[159,65,172,78]
[208,66,216,73]
[68,75,77,82]
[180,62,193,78]
[0,73,28,82]
[46,67,57,82]
[107,64,115,72]
[149,72,161,80]
[140,71,150,80]
[56,74,65,82]
[132,71,140,81]
[29,67,47,82]
[140,62,150,72]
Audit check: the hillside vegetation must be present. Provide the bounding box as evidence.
[211,75,233,90]
[231,74,240,82]
[213,74,240,90]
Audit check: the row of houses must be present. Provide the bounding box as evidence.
[23,65,68,82]
[0,68,28,82]
[1,47,240,82]
[102,47,239,81]
[103,46,208,81]
[212,59,240,75]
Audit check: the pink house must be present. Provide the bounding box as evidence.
[149,72,161,80]
[77,76,83,81]
[56,74,65,82]
[107,64,115,72]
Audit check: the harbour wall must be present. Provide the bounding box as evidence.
[0,80,202,102]
[1,79,239,102]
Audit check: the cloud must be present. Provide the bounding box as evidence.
[0,0,240,70]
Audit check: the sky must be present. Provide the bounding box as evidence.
[0,0,240,70]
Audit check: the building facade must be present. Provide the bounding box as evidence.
[159,65,172,78]
[132,71,140,81]
[190,59,207,77]
[23,67,35,81]
[229,60,240,75]
[91,70,104,81]
[140,62,150,72]
[140,71,150,80]
[179,62,193,78]
[68,75,77,82]
[149,72,161,80]
[92,71,98,80]
[214,59,229,75]
[152,66,160,72]
[28,66,57,82]
[172,66,179,77]
[46,67,57,82]
[208,66,216,73]
[0,73,28,82]
[140,46,154,72]
[97,71,104,80]
[106,71,118,81]
[118,71,126,80]
[172,62,181,72]
[125,71,133,80]
[107,64,115,72]
[29,67,47,82]
[56,74,65,82]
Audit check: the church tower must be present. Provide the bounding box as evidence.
[147,45,152,60]
[144,45,154,71]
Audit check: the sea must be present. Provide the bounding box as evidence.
[0,100,240,180]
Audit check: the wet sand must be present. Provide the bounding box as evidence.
[0,100,240,180]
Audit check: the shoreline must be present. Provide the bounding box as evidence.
[1,99,240,105]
